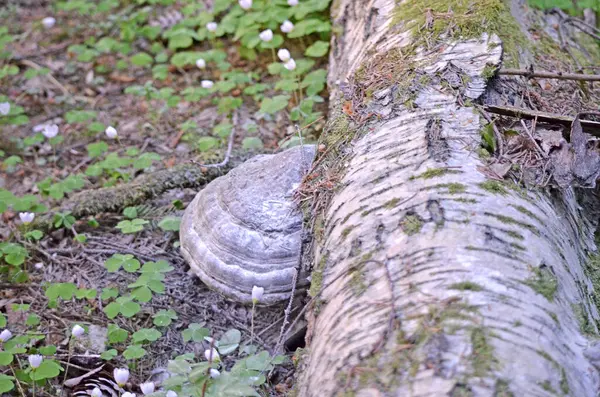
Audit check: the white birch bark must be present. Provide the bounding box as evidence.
[297,1,600,396]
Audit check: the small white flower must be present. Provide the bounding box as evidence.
[239,0,252,9]
[122,393,136,397]
[252,286,264,303]
[195,58,206,69]
[114,368,130,386]
[42,17,56,29]
[209,369,220,378]
[201,80,214,89]
[259,29,273,42]
[284,58,296,71]
[277,49,291,62]
[140,382,155,395]
[34,262,44,270]
[71,324,85,338]
[0,329,12,343]
[206,22,218,32]
[19,212,35,224]
[0,102,10,115]
[166,392,178,397]
[204,348,220,362]
[28,354,43,369]
[105,126,118,139]
[91,387,103,397]
[281,20,294,33]
[287,0,298,5]
[42,124,59,139]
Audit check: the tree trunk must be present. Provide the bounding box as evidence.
[297,0,600,396]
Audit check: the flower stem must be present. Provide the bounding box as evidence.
[250,301,256,345]
[62,339,72,387]
[270,47,277,64]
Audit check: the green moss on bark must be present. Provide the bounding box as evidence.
[391,0,526,66]
[523,267,558,301]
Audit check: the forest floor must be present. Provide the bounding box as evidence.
[0,0,330,396]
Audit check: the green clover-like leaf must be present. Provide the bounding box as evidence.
[107,324,129,344]
[30,359,63,380]
[103,296,141,319]
[123,344,146,359]
[104,254,140,273]
[101,287,119,301]
[182,323,209,343]
[100,349,118,360]
[260,95,290,114]
[0,374,14,393]
[132,328,162,343]
[116,219,149,234]
[153,309,178,327]
[218,328,241,356]
[158,216,181,232]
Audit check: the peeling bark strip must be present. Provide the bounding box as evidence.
[299,1,600,396]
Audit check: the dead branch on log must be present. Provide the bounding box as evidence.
[483,105,600,137]
[499,68,600,81]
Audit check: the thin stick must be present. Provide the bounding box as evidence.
[201,336,217,397]
[498,68,600,81]
[193,110,239,169]
[483,105,600,136]
[274,268,299,354]
[10,365,26,397]
[18,59,72,97]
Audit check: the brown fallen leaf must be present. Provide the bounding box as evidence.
[109,73,136,83]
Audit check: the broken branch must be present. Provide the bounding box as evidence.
[498,68,600,81]
[483,105,600,137]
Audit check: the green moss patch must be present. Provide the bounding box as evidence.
[391,0,526,65]
[411,167,462,180]
[478,180,508,195]
[523,267,557,301]
[448,281,484,291]
[470,327,496,377]
[400,214,423,235]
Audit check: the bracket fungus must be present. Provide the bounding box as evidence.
[180,145,316,305]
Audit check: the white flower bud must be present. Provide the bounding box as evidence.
[201,80,214,89]
[42,17,56,29]
[0,329,13,342]
[105,126,118,139]
[140,382,155,395]
[284,58,296,71]
[71,324,85,338]
[166,391,178,397]
[28,354,43,369]
[206,22,218,32]
[0,102,10,116]
[209,369,220,378]
[42,124,59,139]
[19,212,35,224]
[287,0,298,5]
[252,286,264,303]
[239,0,252,9]
[259,29,273,42]
[204,348,220,362]
[113,368,130,386]
[277,49,291,62]
[195,58,206,69]
[281,20,294,33]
